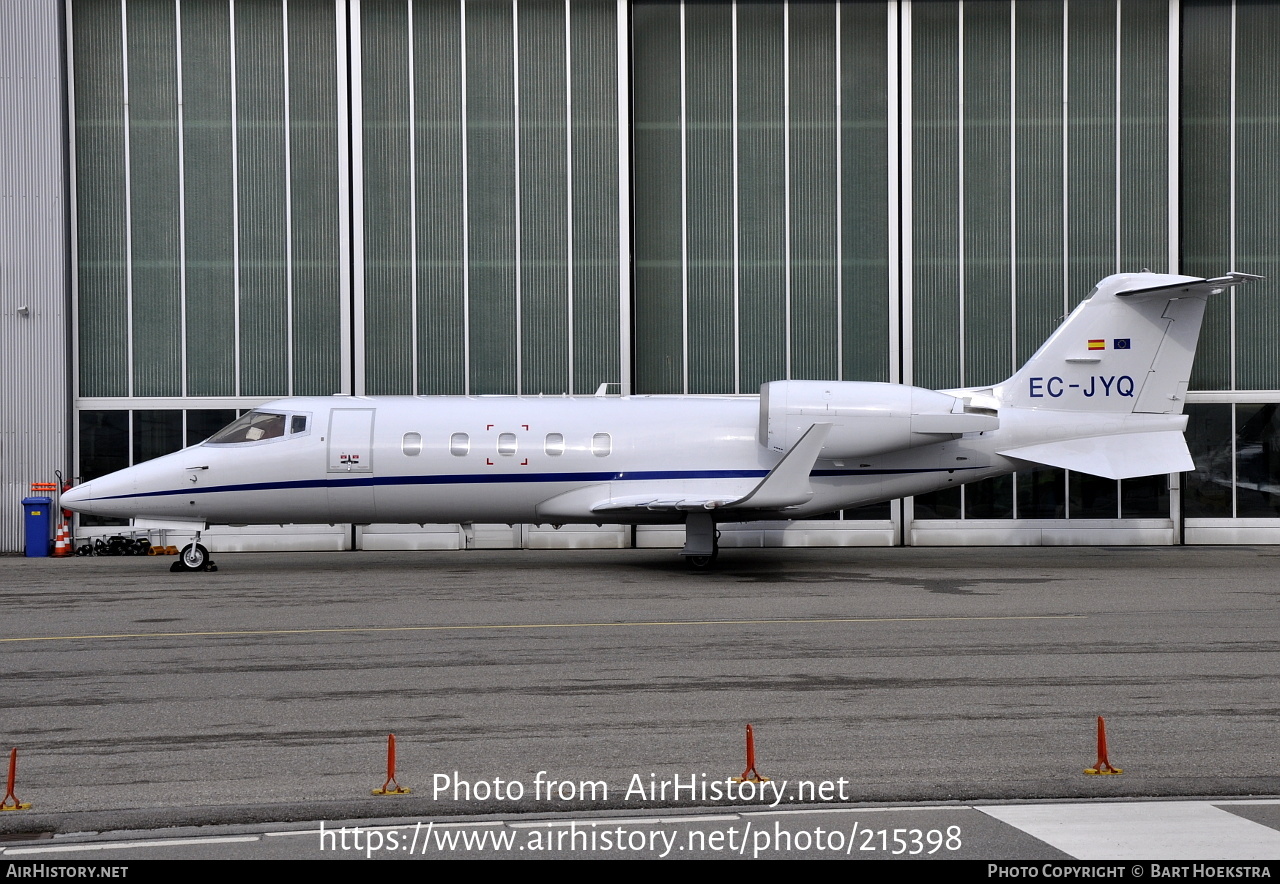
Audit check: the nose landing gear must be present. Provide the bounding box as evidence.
[171,534,217,572]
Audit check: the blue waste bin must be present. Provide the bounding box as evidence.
[22,497,53,558]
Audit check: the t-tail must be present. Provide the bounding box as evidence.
[990,272,1261,480]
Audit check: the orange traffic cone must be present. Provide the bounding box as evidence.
[52,521,71,557]
[1084,716,1123,775]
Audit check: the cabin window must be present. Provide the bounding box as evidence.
[498,432,518,456]
[402,432,422,456]
[290,414,308,434]
[592,432,612,457]
[450,432,469,456]
[545,433,564,456]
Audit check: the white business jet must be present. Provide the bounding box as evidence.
[63,272,1259,570]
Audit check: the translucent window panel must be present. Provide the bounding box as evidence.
[79,411,129,482]
[361,0,414,395]
[1182,403,1232,517]
[516,0,571,395]
[1016,467,1066,519]
[910,0,960,391]
[1120,474,1169,519]
[1232,5,1280,391]
[684,1,736,394]
[1069,472,1118,519]
[839,0,890,384]
[1013,0,1065,368]
[1179,1,1232,392]
[410,0,466,395]
[631,2,685,394]
[77,410,129,527]
[567,0,622,396]
[735,1,788,391]
[132,410,183,464]
[358,0,618,397]
[1064,0,1117,299]
[1234,404,1280,518]
[286,0,342,396]
[402,432,423,456]
[964,474,1014,519]
[633,2,891,393]
[450,433,470,457]
[592,432,612,457]
[498,433,518,456]
[912,1,1169,391]
[465,0,518,395]
[1117,0,1169,275]
[545,433,565,456]
[844,501,891,521]
[787,2,840,382]
[913,486,961,520]
[960,0,1013,389]
[73,0,129,397]
[127,0,182,397]
[235,0,290,396]
[180,0,237,396]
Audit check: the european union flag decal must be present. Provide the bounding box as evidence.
[1114,338,1131,350]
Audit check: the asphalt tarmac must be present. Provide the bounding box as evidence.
[1,545,1277,844]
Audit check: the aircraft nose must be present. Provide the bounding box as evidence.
[60,481,96,514]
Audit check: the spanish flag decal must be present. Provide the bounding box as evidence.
[1087,339,1105,350]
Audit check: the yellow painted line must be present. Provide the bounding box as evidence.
[0,614,1083,645]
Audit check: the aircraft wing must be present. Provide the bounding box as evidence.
[539,423,834,518]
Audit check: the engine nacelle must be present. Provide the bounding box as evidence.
[759,380,999,458]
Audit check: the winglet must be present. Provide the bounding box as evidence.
[726,422,832,510]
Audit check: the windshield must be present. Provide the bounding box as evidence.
[206,411,287,444]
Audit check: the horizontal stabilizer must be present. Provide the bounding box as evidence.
[998,430,1192,480]
[1115,272,1262,299]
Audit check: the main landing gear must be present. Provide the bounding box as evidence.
[681,513,720,571]
[171,533,217,572]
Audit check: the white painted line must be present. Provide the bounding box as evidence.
[6,835,260,855]
[266,820,505,836]
[509,814,738,829]
[979,801,1280,860]
[752,804,972,817]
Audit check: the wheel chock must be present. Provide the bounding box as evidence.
[731,724,771,784]
[2,748,31,811]
[1084,716,1123,775]
[372,734,411,795]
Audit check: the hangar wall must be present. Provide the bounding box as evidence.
[3,0,1276,551]
[0,0,71,553]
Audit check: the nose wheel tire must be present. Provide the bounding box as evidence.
[178,542,212,572]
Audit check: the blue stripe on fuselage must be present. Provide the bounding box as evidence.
[82,466,983,503]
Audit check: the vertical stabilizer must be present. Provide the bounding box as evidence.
[996,273,1259,414]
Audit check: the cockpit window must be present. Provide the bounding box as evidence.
[206,411,288,444]
[290,414,308,434]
